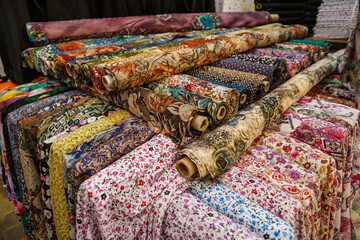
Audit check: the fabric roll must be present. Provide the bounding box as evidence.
[67,117,154,239]
[311,84,354,101]
[160,74,240,118]
[146,82,227,125]
[175,49,343,181]
[26,12,271,46]
[105,87,208,142]
[99,25,308,92]
[36,98,122,240]
[163,191,263,240]
[210,58,284,86]
[186,68,266,103]
[18,95,87,240]
[289,39,330,53]
[188,181,297,240]
[234,151,316,239]
[76,134,191,239]
[199,65,268,83]
[269,111,352,239]
[260,132,338,240]
[246,48,311,70]
[229,54,288,77]
[2,90,82,237]
[306,91,356,108]
[218,167,306,239]
[273,42,323,62]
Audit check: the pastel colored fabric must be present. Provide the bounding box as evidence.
[229,54,288,77]
[176,49,343,181]
[162,191,263,240]
[76,134,191,239]
[49,109,131,240]
[218,166,306,239]
[234,151,316,239]
[260,132,337,240]
[269,111,352,239]
[188,181,297,240]
[99,25,308,92]
[186,68,267,103]
[26,12,271,46]
[106,87,207,142]
[67,117,153,239]
[146,82,227,125]
[160,74,240,118]
[210,58,285,88]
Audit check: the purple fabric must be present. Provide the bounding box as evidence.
[26,12,271,46]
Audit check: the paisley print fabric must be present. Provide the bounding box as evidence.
[76,134,191,239]
[177,50,343,181]
[160,74,240,117]
[67,117,154,239]
[106,87,207,143]
[218,166,305,239]
[188,181,297,240]
[146,82,227,125]
[163,191,263,240]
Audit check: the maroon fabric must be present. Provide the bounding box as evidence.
[26,12,271,46]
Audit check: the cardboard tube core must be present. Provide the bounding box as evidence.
[270,14,279,23]
[176,157,198,179]
[216,106,227,120]
[102,75,117,91]
[240,94,247,104]
[303,59,309,68]
[191,114,209,132]
[66,63,73,76]
[263,81,270,92]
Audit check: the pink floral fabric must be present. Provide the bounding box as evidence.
[76,134,191,239]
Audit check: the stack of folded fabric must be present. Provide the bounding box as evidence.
[313,0,359,39]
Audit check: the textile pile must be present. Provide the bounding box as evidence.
[0,10,359,240]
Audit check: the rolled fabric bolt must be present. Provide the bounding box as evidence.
[263,81,270,92]
[190,114,209,132]
[44,61,51,70]
[176,49,344,180]
[240,94,247,104]
[102,74,117,92]
[176,157,198,179]
[271,14,280,22]
[217,106,227,120]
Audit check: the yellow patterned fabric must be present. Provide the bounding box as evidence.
[49,109,132,240]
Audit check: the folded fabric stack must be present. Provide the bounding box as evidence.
[313,0,359,39]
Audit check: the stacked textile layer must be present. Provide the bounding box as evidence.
[313,0,359,39]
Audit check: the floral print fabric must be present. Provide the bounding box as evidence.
[188,181,297,240]
[76,134,191,239]
[106,87,207,143]
[218,166,305,239]
[160,74,240,117]
[162,191,263,240]
[146,82,227,125]
[67,117,154,239]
